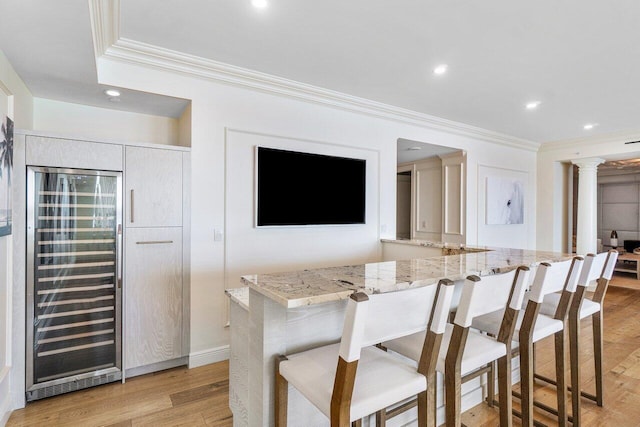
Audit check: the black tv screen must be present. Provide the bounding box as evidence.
[256,147,366,226]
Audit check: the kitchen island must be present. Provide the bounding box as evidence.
[226,241,572,427]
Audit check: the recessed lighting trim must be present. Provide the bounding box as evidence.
[525,101,541,110]
[584,123,597,130]
[251,0,268,9]
[433,64,448,75]
[104,89,120,97]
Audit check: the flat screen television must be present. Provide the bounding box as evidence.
[256,147,366,226]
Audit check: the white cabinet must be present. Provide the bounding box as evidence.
[26,135,123,171]
[124,227,183,370]
[123,145,188,375]
[125,146,183,228]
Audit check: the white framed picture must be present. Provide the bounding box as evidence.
[486,176,524,225]
[0,83,13,237]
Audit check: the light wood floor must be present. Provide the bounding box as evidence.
[8,274,640,426]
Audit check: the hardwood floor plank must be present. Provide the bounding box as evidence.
[169,379,229,407]
[103,421,132,427]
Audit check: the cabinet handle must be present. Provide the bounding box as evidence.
[116,224,123,288]
[130,189,134,223]
[136,240,174,245]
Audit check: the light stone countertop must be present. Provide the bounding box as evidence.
[225,287,250,311]
[380,238,493,255]
[240,240,574,308]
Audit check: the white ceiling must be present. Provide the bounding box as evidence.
[397,138,458,164]
[2,1,640,142]
[0,0,188,118]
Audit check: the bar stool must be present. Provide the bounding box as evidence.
[275,279,455,427]
[383,266,531,427]
[536,249,618,425]
[472,256,584,427]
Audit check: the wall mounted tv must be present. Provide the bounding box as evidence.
[256,147,366,226]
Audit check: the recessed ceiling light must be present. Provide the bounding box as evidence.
[525,101,541,110]
[104,89,120,97]
[584,123,597,130]
[251,0,268,9]
[433,64,448,75]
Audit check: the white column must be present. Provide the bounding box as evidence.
[572,158,605,255]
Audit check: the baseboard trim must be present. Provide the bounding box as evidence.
[1,409,10,427]
[1,366,12,427]
[189,345,230,368]
[125,357,187,379]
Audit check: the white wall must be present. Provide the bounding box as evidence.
[0,49,32,426]
[538,132,640,252]
[94,56,539,365]
[225,130,380,290]
[33,98,180,146]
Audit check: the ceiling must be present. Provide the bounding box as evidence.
[2,1,640,142]
[397,138,458,164]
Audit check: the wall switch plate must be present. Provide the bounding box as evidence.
[214,229,224,242]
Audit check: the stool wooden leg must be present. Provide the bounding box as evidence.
[487,360,495,407]
[593,311,604,407]
[554,330,568,426]
[445,369,462,427]
[497,354,513,427]
[424,372,437,427]
[570,313,581,426]
[275,356,289,427]
[417,390,428,427]
[445,325,468,427]
[520,339,535,427]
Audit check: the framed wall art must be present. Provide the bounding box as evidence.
[486,176,524,225]
[0,83,13,237]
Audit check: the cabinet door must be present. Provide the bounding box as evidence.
[125,227,183,370]
[125,146,183,227]
[26,135,123,171]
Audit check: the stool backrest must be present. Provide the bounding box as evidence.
[601,250,618,280]
[453,267,530,328]
[528,257,583,304]
[592,250,619,305]
[577,253,596,288]
[339,280,455,363]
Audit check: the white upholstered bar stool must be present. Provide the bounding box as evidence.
[384,266,531,427]
[472,256,584,427]
[536,249,618,425]
[275,279,455,427]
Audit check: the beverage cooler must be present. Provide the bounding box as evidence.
[26,166,123,401]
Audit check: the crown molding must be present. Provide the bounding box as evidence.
[88,0,119,59]
[90,1,539,152]
[539,129,640,153]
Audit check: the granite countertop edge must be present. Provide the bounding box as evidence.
[237,240,573,309]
